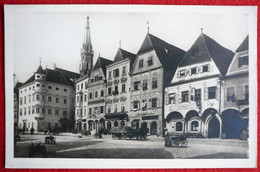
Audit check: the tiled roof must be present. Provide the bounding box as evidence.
[14,82,23,94]
[35,65,45,74]
[236,35,249,52]
[179,33,234,76]
[94,57,113,76]
[22,66,80,88]
[137,33,186,84]
[114,48,136,63]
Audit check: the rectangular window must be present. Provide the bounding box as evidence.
[121,105,125,112]
[28,108,31,114]
[100,106,104,113]
[139,59,144,68]
[55,110,59,115]
[80,95,83,102]
[42,108,45,114]
[20,99,22,105]
[147,57,153,66]
[77,95,79,102]
[142,100,147,110]
[238,56,249,68]
[169,93,176,104]
[109,71,112,79]
[101,90,104,97]
[182,91,189,102]
[64,99,67,104]
[42,95,44,101]
[107,106,111,113]
[56,98,59,103]
[134,101,139,109]
[113,69,119,78]
[91,78,94,83]
[122,66,126,75]
[48,96,52,102]
[81,109,83,116]
[55,123,59,129]
[180,70,186,77]
[134,81,140,91]
[227,87,235,101]
[56,87,59,90]
[63,111,67,116]
[89,108,92,115]
[244,84,249,100]
[208,87,216,99]
[202,65,209,72]
[20,110,22,116]
[191,67,197,75]
[84,109,86,116]
[32,108,34,114]
[195,89,201,101]
[95,75,99,82]
[36,108,40,113]
[108,87,112,95]
[36,95,40,101]
[113,86,119,95]
[99,76,102,80]
[152,98,157,108]
[114,105,117,113]
[152,77,158,89]
[24,97,27,104]
[81,83,83,89]
[122,84,126,92]
[24,109,26,115]
[89,92,93,99]
[143,80,148,90]
[84,94,87,101]
[47,123,51,129]
[95,91,98,98]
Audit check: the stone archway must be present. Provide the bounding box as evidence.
[202,108,222,138]
[208,116,220,138]
[150,121,157,135]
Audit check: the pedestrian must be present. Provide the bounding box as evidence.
[30,127,34,135]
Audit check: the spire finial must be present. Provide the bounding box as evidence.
[98,52,100,57]
[147,21,149,33]
[119,40,122,48]
[201,28,203,33]
[40,57,42,66]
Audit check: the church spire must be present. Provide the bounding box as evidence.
[83,16,92,54]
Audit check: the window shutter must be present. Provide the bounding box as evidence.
[185,70,188,76]
[166,94,169,105]
[177,71,180,78]
[196,67,199,74]
[215,87,219,100]
[157,98,160,107]
[189,89,192,102]
[199,66,203,73]
[208,64,211,72]
[204,87,208,100]
[188,69,191,76]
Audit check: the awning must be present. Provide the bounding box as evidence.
[105,113,128,120]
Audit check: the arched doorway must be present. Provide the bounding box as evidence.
[150,121,157,135]
[222,109,242,139]
[131,120,140,129]
[141,122,147,129]
[208,116,220,138]
[107,121,112,131]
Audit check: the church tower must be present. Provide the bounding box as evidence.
[80,16,93,76]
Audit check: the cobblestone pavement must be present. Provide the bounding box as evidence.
[14,132,248,159]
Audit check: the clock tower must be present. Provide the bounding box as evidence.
[80,16,93,76]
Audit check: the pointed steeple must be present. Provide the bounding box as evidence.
[82,16,92,54]
[36,59,45,74]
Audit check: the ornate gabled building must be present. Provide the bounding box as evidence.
[221,35,249,139]
[165,32,234,138]
[86,56,113,134]
[105,48,136,130]
[130,33,186,135]
[75,16,94,132]
[18,64,80,132]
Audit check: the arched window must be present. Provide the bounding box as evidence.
[191,121,199,131]
[114,121,118,127]
[176,122,183,131]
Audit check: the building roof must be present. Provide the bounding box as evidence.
[93,56,113,76]
[14,82,23,94]
[35,65,45,74]
[114,48,136,63]
[22,66,80,88]
[137,33,186,84]
[179,33,234,76]
[236,35,249,52]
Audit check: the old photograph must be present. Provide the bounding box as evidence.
[5,5,257,168]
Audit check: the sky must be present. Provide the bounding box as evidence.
[10,6,249,83]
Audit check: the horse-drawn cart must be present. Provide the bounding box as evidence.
[110,126,148,140]
[165,133,188,147]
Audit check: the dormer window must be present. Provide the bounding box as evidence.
[139,59,144,68]
[191,67,197,75]
[202,65,209,72]
[95,75,99,82]
[238,56,248,68]
[37,75,40,78]
[178,70,186,77]
[147,57,153,66]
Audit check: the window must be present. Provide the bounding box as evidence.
[56,87,59,90]
[81,109,83,116]
[95,91,98,98]
[101,90,104,97]
[238,56,248,68]
[24,109,26,115]
[191,121,199,131]
[109,71,112,79]
[89,108,92,115]
[76,109,79,116]
[176,122,183,131]
[64,99,67,104]
[29,95,31,103]
[191,67,197,75]
[48,86,52,89]
[108,87,112,95]
[24,97,27,104]
[37,84,40,87]
[152,77,158,89]
[36,108,40,113]
[81,83,83,89]
[42,95,44,101]
[182,91,189,102]
[244,84,249,101]
[28,108,31,114]
[134,81,140,91]
[36,95,40,101]
[180,70,186,77]
[169,93,176,104]
[55,110,59,115]
[142,99,147,110]
[32,108,34,114]
[113,86,119,95]
[113,69,119,78]
[202,65,209,72]
[134,101,139,109]
[89,92,93,99]
[99,76,102,80]
[91,78,94,83]
[20,99,22,105]
[95,75,99,82]
[152,98,158,108]
[122,84,126,93]
[107,106,111,113]
[47,123,51,129]
[84,94,87,102]
[56,98,59,103]
[147,56,153,66]
[122,66,126,75]
[227,87,235,101]
[100,106,104,113]
[143,80,148,90]
[42,108,45,114]
[84,109,86,116]
[121,105,125,112]
[195,89,201,101]
[80,95,83,102]
[20,110,22,116]
[139,59,144,68]
[48,96,52,102]
[208,87,217,99]
[77,85,79,91]
[55,123,59,129]
[114,104,117,113]
[64,89,67,92]
[76,95,79,102]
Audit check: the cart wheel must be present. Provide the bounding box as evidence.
[181,140,188,147]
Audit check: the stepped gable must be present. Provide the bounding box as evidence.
[236,35,249,53]
[179,33,234,76]
[94,56,113,77]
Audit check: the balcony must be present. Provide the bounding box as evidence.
[34,113,45,120]
[112,91,119,96]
